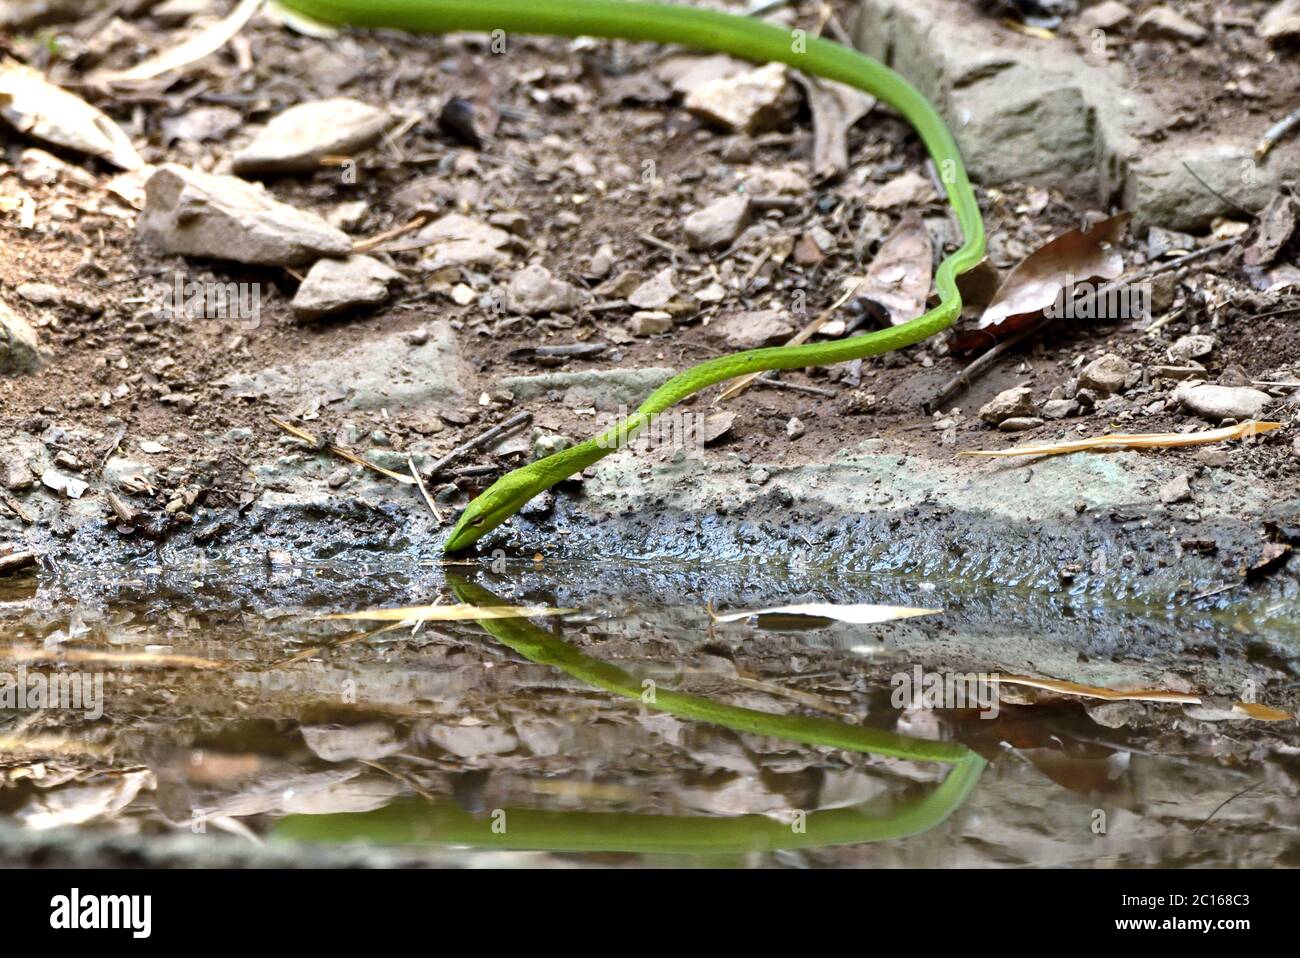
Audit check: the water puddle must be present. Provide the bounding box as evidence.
[0,564,1296,867]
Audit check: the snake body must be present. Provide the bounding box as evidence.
[280,0,987,551]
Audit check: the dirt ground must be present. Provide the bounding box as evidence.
[0,0,1297,546]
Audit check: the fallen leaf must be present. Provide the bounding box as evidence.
[858,211,934,326]
[322,603,575,622]
[951,212,1130,351]
[1260,0,1300,42]
[709,602,941,625]
[992,674,1201,705]
[793,72,874,181]
[0,59,142,170]
[94,0,265,84]
[958,420,1282,459]
[1243,194,1297,267]
[0,646,224,669]
[1245,541,1293,581]
[1232,701,1294,721]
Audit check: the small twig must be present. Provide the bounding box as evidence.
[720,276,866,401]
[751,376,837,398]
[352,211,433,254]
[638,232,685,256]
[1192,780,1264,835]
[1256,107,1300,161]
[426,410,532,479]
[408,456,443,523]
[268,416,414,485]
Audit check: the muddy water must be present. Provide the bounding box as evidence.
[0,561,1296,868]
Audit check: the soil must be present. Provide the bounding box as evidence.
[1,0,1297,553]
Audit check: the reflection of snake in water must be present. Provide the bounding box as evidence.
[276,0,987,553]
[276,577,985,854]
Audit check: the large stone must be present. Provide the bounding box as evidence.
[501,367,676,411]
[684,63,796,134]
[505,264,584,315]
[709,309,795,349]
[220,320,465,411]
[1123,144,1278,231]
[852,0,1283,230]
[1078,353,1131,395]
[1173,382,1272,422]
[0,301,44,374]
[684,194,751,251]
[233,98,390,174]
[291,254,402,322]
[979,386,1036,425]
[136,164,351,266]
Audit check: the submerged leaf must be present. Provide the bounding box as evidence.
[709,602,941,625]
[322,603,575,622]
[993,675,1201,705]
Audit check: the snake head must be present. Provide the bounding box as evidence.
[442,491,505,552]
[442,468,549,553]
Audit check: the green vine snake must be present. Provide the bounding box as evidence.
[276,576,984,853]
[279,0,987,552]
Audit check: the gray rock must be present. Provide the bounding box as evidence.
[136,164,351,266]
[1125,143,1277,231]
[0,447,34,490]
[291,254,402,322]
[1078,353,1131,395]
[684,194,751,250]
[709,309,794,349]
[1135,6,1207,43]
[1169,334,1214,361]
[684,62,795,133]
[221,321,465,411]
[0,301,44,374]
[628,311,673,336]
[1173,382,1273,422]
[786,417,805,439]
[627,268,678,310]
[502,367,676,411]
[979,386,1036,425]
[232,98,389,174]
[505,264,583,315]
[852,0,1273,231]
[1041,398,1079,419]
[998,416,1043,432]
[1159,473,1192,504]
[423,724,517,758]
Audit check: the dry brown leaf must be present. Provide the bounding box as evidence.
[959,421,1282,459]
[0,59,143,170]
[322,603,575,623]
[951,212,1130,351]
[94,0,264,84]
[859,211,933,326]
[993,674,1201,705]
[0,646,224,669]
[794,72,875,181]
[1232,701,1294,721]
